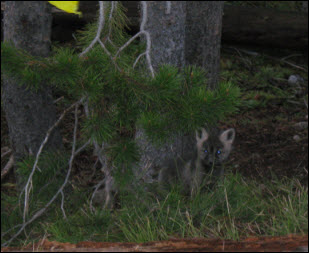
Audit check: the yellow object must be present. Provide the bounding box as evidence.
[48,1,82,17]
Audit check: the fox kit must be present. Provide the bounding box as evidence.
[158,128,235,195]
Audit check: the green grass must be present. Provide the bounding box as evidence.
[221,53,306,111]
[2,172,307,246]
[2,12,308,245]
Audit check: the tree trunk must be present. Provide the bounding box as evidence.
[135,1,223,182]
[2,2,63,182]
[142,1,186,70]
[186,1,224,90]
[135,1,188,183]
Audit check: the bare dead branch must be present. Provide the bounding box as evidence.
[2,101,83,247]
[1,147,12,158]
[115,2,155,77]
[21,98,85,223]
[1,155,14,180]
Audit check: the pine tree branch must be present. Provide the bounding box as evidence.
[1,2,241,245]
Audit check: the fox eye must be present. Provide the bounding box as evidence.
[217,150,222,155]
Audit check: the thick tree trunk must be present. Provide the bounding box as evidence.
[186,2,224,89]
[134,2,188,183]
[142,1,186,70]
[2,2,63,178]
[135,2,223,182]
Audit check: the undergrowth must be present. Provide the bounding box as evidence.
[2,172,308,245]
[1,1,308,247]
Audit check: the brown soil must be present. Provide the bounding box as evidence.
[219,47,308,186]
[226,105,308,185]
[1,234,308,252]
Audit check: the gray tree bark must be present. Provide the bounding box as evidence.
[135,1,224,182]
[186,2,224,90]
[2,2,63,179]
[142,1,186,70]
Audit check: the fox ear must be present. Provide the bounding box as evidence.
[219,128,235,145]
[196,128,209,148]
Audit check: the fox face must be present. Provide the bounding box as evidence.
[196,128,235,169]
[158,128,236,195]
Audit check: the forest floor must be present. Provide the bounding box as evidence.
[1,12,308,250]
[2,44,308,252]
[220,45,308,186]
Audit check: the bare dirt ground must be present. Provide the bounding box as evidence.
[226,105,308,185]
[219,47,308,187]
